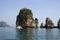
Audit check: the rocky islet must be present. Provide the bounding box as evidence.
[16,8,60,28]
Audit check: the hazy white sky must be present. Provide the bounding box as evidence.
[0,0,60,26]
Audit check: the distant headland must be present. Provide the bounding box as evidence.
[0,21,10,27]
[16,8,60,28]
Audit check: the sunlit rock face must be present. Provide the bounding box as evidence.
[16,8,38,28]
[45,17,54,27]
[57,19,60,27]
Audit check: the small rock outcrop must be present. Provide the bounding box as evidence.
[45,17,54,27]
[40,23,44,27]
[0,21,9,27]
[57,19,60,27]
[16,8,38,28]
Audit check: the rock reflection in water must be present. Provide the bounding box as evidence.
[46,28,60,40]
[16,28,37,40]
[46,29,53,40]
[16,28,60,40]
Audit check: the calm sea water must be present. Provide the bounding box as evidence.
[0,27,60,40]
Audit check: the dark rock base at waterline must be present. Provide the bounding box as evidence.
[16,26,38,28]
[40,26,60,28]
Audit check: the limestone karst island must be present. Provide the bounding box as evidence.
[16,8,60,28]
[16,8,38,28]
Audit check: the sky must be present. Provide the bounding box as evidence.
[0,0,60,26]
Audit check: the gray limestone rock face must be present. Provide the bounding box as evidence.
[45,17,54,27]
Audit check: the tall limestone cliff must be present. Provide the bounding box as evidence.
[57,19,60,27]
[45,17,54,27]
[16,8,38,28]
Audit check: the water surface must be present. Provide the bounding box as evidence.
[0,27,60,40]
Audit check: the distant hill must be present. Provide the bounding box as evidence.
[0,21,10,27]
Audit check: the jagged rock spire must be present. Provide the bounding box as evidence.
[45,17,54,27]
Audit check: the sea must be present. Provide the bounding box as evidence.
[0,27,60,40]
